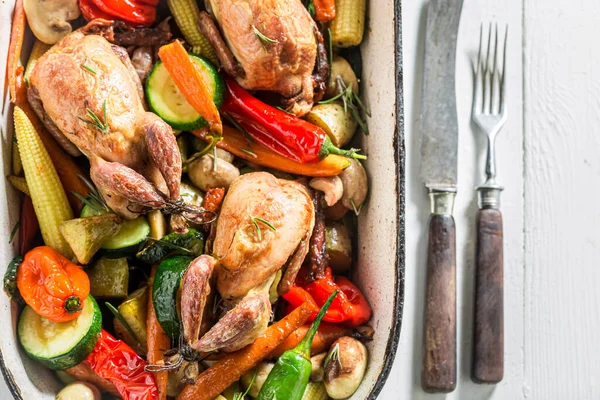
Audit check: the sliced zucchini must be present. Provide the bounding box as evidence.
[325,222,353,273]
[152,256,194,338]
[81,205,150,253]
[87,258,129,300]
[59,214,122,264]
[145,54,224,131]
[136,229,204,265]
[116,287,148,351]
[19,296,102,370]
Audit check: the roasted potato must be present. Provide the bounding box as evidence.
[326,222,353,273]
[59,214,121,264]
[305,102,358,148]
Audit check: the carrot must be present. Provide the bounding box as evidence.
[268,322,352,359]
[158,40,222,135]
[193,126,351,177]
[7,0,25,103]
[177,301,314,400]
[313,0,336,22]
[147,266,170,400]
[14,68,89,214]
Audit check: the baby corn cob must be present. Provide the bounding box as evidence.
[7,175,29,196]
[301,382,329,400]
[12,139,22,175]
[24,40,51,84]
[330,0,366,48]
[14,107,74,258]
[167,0,218,65]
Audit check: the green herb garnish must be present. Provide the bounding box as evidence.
[9,220,19,244]
[233,370,257,400]
[324,342,342,369]
[319,77,371,135]
[349,197,363,216]
[225,114,253,143]
[80,64,97,75]
[249,214,277,241]
[105,302,139,344]
[253,25,279,52]
[77,100,109,133]
[241,146,258,158]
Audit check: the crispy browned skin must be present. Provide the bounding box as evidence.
[207,0,318,115]
[29,30,182,219]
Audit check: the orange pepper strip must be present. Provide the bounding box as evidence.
[16,246,90,322]
[177,301,314,400]
[268,322,352,359]
[147,266,170,400]
[7,0,25,102]
[193,126,350,177]
[158,40,222,135]
[14,68,89,214]
[313,0,336,22]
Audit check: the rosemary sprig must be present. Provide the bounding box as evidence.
[252,25,279,53]
[324,343,342,369]
[77,100,109,133]
[225,114,253,143]
[241,146,257,158]
[77,174,109,211]
[349,197,363,216]
[9,220,19,244]
[80,64,97,75]
[276,105,293,115]
[144,237,194,255]
[249,214,277,241]
[303,0,316,17]
[105,302,139,344]
[233,370,257,400]
[318,77,371,135]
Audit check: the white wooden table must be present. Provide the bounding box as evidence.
[2,1,600,399]
[375,0,600,399]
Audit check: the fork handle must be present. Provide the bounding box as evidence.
[422,192,457,393]
[472,207,504,384]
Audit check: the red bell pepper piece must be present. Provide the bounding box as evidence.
[282,268,371,327]
[18,196,39,256]
[89,0,156,25]
[221,79,366,163]
[85,330,159,400]
[79,0,115,21]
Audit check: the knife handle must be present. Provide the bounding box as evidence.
[422,211,457,393]
[472,208,504,384]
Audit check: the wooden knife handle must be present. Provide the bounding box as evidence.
[472,208,504,384]
[422,214,457,393]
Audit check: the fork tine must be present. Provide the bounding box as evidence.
[500,25,508,115]
[472,24,483,116]
[491,24,499,114]
[483,23,493,114]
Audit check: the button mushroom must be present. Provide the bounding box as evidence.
[339,159,368,212]
[309,176,344,207]
[23,0,80,45]
[187,155,240,192]
[324,337,368,399]
[56,382,101,400]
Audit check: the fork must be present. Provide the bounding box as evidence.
[471,23,507,385]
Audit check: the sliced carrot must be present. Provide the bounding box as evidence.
[158,40,222,135]
[313,0,336,22]
[193,126,350,177]
[7,0,26,102]
[177,301,314,400]
[268,322,352,359]
[14,68,88,214]
[147,266,170,400]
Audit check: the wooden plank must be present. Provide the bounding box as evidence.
[523,0,600,398]
[382,0,525,398]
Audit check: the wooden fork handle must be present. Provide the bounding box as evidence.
[422,213,457,393]
[472,208,504,384]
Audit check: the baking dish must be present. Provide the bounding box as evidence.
[0,0,405,398]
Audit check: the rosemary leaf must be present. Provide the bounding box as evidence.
[249,215,276,242]
[105,302,139,345]
[252,25,279,44]
[241,147,258,158]
[78,100,109,133]
[253,217,277,232]
[9,220,19,244]
[225,114,253,143]
[80,64,97,75]
[233,370,257,400]
[250,217,262,241]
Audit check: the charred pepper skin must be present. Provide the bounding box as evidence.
[221,79,365,163]
[257,291,338,400]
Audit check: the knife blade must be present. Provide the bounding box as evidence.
[419,0,463,394]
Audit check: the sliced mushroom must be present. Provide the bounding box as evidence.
[309,176,344,207]
[324,337,368,399]
[339,159,368,211]
[23,0,80,44]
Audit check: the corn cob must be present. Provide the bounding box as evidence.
[167,0,218,65]
[14,107,74,258]
[7,175,29,196]
[24,40,51,84]
[12,138,22,175]
[330,0,366,48]
[301,382,329,400]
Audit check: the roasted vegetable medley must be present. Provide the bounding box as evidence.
[4,0,372,398]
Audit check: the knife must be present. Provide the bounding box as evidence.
[419,0,463,393]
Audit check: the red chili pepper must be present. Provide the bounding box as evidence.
[85,330,159,400]
[282,268,371,327]
[90,0,156,25]
[221,79,366,163]
[18,196,39,256]
[79,0,115,21]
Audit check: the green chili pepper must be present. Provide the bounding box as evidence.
[257,290,339,400]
